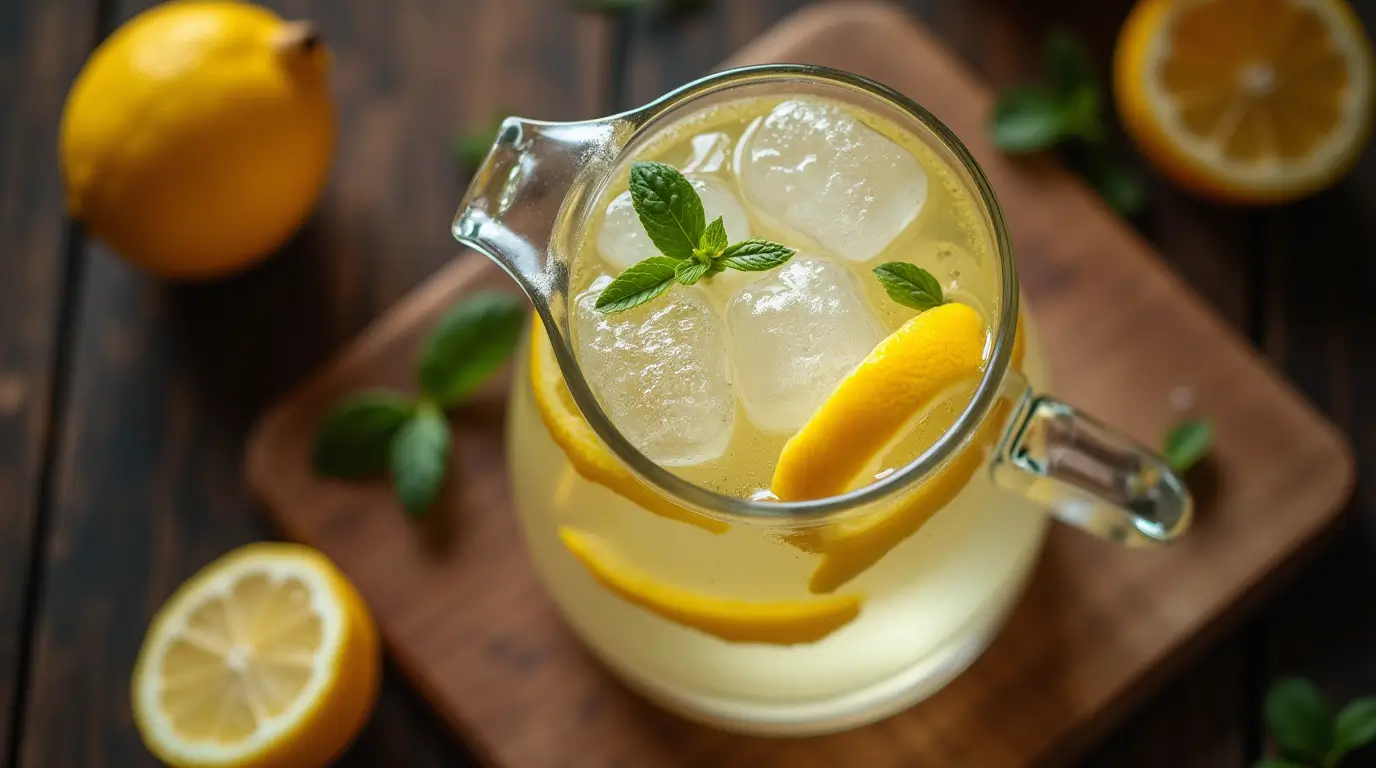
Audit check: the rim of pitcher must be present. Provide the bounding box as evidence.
[549,63,1019,525]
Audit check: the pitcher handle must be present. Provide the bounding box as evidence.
[991,381,1192,546]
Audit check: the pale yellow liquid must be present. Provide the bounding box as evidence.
[507,94,1051,734]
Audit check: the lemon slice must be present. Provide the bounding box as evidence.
[771,302,988,502]
[784,309,1025,594]
[1115,0,1374,203]
[529,320,727,533]
[806,401,1013,593]
[132,543,379,768]
[559,527,862,645]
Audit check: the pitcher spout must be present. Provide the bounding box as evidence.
[453,115,633,337]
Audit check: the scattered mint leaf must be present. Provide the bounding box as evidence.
[418,292,525,406]
[313,391,415,479]
[675,260,711,286]
[699,216,729,257]
[1265,678,1335,764]
[1046,29,1097,99]
[1094,155,1149,216]
[595,255,679,313]
[874,262,945,311]
[390,402,451,518]
[987,29,1149,216]
[1333,697,1376,757]
[1163,418,1213,472]
[312,293,525,520]
[1061,86,1104,142]
[598,162,796,313]
[717,240,796,272]
[455,115,505,171]
[990,88,1072,154]
[629,161,705,261]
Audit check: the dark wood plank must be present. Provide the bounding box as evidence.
[1257,0,1376,744]
[625,2,1255,764]
[14,0,609,765]
[0,0,98,760]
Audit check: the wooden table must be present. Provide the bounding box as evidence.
[2,0,1373,765]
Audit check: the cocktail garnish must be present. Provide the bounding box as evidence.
[595,161,796,314]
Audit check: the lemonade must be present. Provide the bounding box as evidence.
[504,92,1053,734]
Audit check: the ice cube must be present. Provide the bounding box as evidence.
[737,98,928,263]
[727,258,884,433]
[682,131,732,173]
[596,175,751,270]
[575,283,734,466]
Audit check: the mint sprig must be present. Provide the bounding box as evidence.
[873,261,946,311]
[595,162,796,314]
[1260,678,1376,767]
[987,30,1147,217]
[313,292,525,517]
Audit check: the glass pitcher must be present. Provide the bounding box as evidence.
[453,64,1191,736]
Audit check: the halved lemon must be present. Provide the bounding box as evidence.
[1115,0,1374,203]
[132,543,379,768]
[529,320,727,534]
[770,302,988,502]
[559,527,862,644]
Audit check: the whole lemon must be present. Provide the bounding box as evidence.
[60,1,335,280]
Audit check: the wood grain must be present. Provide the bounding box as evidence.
[247,4,1355,766]
[0,0,97,759]
[15,0,606,765]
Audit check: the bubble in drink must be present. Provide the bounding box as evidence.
[576,282,734,466]
[727,258,884,433]
[596,175,751,269]
[737,98,928,262]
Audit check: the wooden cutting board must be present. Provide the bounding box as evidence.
[246,3,1356,765]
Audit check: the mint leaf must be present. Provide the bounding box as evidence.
[1046,29,1097,97]
[699,216,728,256]
[595,255,679,314]
[1163,418,1213,472]
[418,293,525,406]
[1334,697,1376,756]
[1093,154,1148,216]
[454,115,505,171]
[717,240,795,271]
[1062,86,1104,141]
[1265,678,1335,763]
[874,262,945,310]
[390,402,451,518]
[629,161,705,261]
[313,390,415,479]
[675,260,711,285]
[990,88,1070,153]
